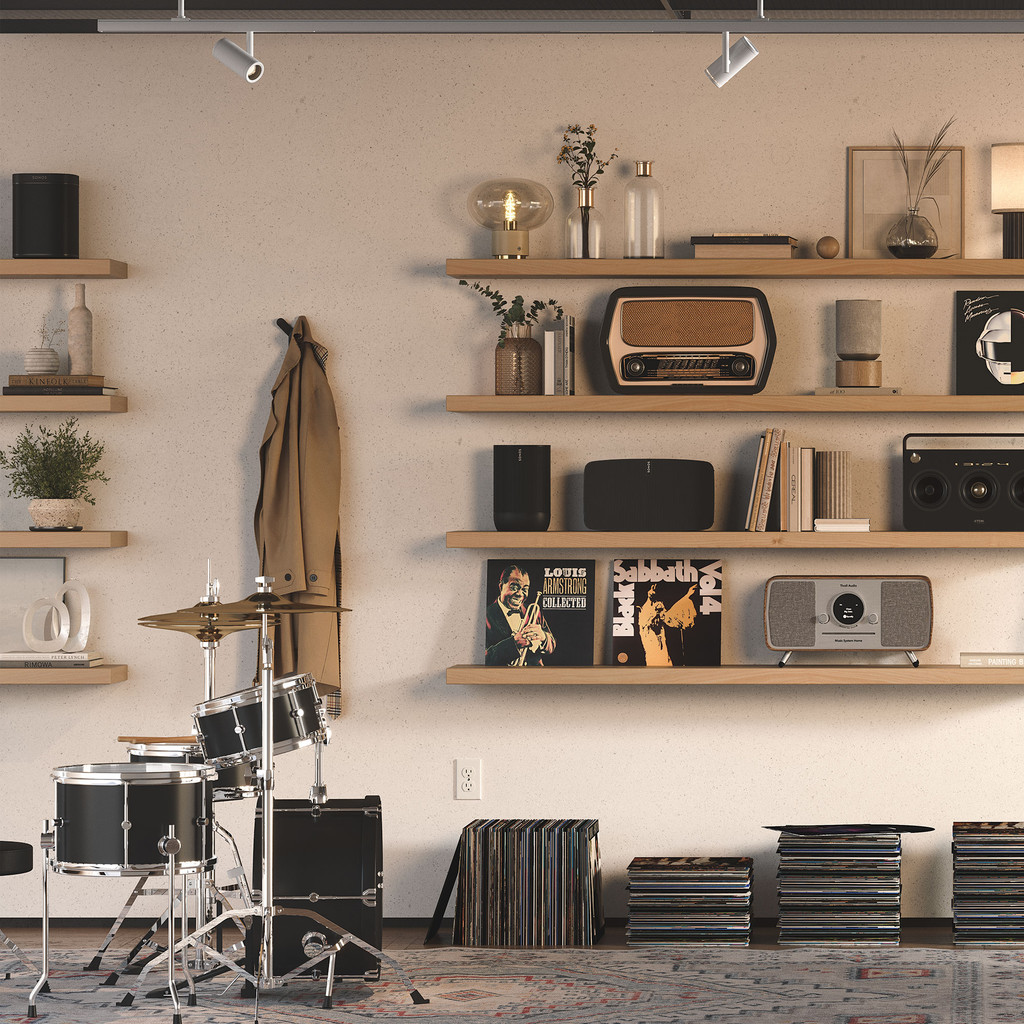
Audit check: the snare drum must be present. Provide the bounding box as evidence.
[126,739,257,801]
[52,762,216,876]
[193,673,327,768]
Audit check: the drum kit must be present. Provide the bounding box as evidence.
[26,573,427,1023]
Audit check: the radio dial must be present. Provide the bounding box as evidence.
[624,358,646,378]
[730,356,752,378]
[867,613,879,624]
[817,613,829,624]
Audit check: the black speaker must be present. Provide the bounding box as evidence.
[12,173,79,258]
[246,796,382,982]
[583,458,714,531]
[493,444,550,531]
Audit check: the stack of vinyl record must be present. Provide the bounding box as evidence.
[767,825,929,945]
[953,821,1024,945]
[626,856,752,946]
[453,819,604,946]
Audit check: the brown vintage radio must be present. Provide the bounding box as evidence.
[600,286,777,394]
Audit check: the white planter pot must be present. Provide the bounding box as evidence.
[23,348,61,374]
[28,498,82,530]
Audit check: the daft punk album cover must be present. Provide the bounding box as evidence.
[955,291,1024,395]
[484,559,595,666]
[611,558,723,667]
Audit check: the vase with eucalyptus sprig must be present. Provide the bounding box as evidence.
[885,117,955,259]
[558,123,618,259]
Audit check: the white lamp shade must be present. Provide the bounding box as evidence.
[991,143,1024,212]
[705,35,759,88]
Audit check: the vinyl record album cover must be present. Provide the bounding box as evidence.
[955,291,1024,395]
[611,558,722,666]
[484,559,595,666]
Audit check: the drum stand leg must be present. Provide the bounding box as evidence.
[88,874,156,972]
[27,823,54,1018]
[158,827,187,1024]
[0,924,37,977]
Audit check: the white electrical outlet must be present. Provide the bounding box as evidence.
[454,758,482,800]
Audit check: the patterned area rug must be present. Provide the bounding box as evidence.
[2,946,1023,1023]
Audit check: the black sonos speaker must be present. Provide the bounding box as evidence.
[764,575,932,666]
[12,173,79,258]
[246,796,382,982]
[583,458,714,531]
[903,433,1024,531]
[493,444,550,531]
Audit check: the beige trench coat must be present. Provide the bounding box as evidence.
[254,316,342,698]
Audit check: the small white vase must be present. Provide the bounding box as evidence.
[28,498,82,530]
[23,347,60,374]
[68,283,93,375]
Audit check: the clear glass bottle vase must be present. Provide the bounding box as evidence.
[566,187,603,259]
[624,160,664,258]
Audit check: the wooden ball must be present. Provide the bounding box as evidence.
[816,235,841,259]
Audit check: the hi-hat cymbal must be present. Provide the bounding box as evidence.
[138,600,263,639]
[212,591,351,618]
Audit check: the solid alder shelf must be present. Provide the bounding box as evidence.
[0,395,128,413]
[447,257,1024,279]
[446,665,1024,685]
[0,665,128,685]
[446,394,1024,413]
[0,531,128,549]
[0,259,128,279]
[447,531,1024,550]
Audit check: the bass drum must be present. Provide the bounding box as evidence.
[193,673,327,768]
[126,739,257,801]
[52,762,216,876]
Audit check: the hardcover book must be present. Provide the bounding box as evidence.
[611,558,723,666]
[485,558,595,666]
[955,291,1024,396]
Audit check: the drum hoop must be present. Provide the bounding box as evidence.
[51,857,215,877]
[127,742,203,758]
[194,673,315,717]
[52,762,217,784]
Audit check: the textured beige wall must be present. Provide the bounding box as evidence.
[0,28,1021,922]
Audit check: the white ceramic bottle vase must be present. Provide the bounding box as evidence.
[624,160,664,258]
[67,282,93,375]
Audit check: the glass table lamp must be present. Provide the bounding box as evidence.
[468,178,553,259]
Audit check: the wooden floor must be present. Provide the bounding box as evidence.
[2,920,957,952]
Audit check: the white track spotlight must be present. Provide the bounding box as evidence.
[213,31,263,83]
[705,31,758,87]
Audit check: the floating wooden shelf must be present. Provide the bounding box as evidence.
[0,665,128,685]
[447,257,1024,280]
[447,394,1024,414]
[0,395,128,413]
[447,530,1024,550]
[446,665,1024,686]
[0,259,128,279]
[0,531,128,549]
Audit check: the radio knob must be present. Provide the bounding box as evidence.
[730,356,752,378]
[624,358,646,378]
[867,613,879,624]
[817,613,829,624]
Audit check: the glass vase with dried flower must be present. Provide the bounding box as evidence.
[558,123,618,259]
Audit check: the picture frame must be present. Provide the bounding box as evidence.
[847,145,964,259]
[954,290,1024,395]
[0,556,66,652]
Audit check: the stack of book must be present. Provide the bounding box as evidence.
[626,856,752,946]
[0,650,104,668]
[691,233,798,258]
[4,374,117,396]
[952,821,1024,945]
[770,825,904,945]
[543,315,576,395]
[453,818,603,946]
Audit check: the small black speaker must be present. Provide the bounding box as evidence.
[493,444,550,531]
[12,173,79,258]
[583,458,715,531]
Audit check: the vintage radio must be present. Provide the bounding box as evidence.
[600,286,776,393]
[764,575,933,667]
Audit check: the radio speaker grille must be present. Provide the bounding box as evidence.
[766,581,816,648]
[880,580,932,648]
[620,299,754,349]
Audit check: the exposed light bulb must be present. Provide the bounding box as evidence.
[502,190,519,228]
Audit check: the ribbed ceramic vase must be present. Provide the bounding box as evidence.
[23,347,60,374]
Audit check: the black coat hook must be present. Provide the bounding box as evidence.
[276,318,293,338]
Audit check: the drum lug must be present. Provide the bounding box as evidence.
[234,725,246,734]
[290,708,304,719]
[121,820,132,831]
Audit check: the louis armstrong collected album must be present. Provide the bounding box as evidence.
[611,558,723,666]
[484,559,595,667]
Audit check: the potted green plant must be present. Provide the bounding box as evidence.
[461,280,563,395]
[0,417,109,529]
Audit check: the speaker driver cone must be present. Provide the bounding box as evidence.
[961,473,998,508]
[910,472,950,509]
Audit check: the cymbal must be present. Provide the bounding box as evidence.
[138,600,263,639]
[211,591,351,618]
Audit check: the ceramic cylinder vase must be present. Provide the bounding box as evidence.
[495,324,543,396]
[67,283,93,375]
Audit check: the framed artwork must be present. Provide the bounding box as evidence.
[0,556,65,652]
[847,146,964,259]
[954,290,1024,395]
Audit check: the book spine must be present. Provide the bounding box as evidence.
[960,653,1024,668]
[787,442,801,533]
[543,328,558,396]
[799,447,815,531]
[744,434,767,530]
[554,330,565,395]
[3,386,114,395]
[0,651,101,661]
[8,374,104,386]
[755,428,785,531]
[565,315,576,396]
[0,660,102,668]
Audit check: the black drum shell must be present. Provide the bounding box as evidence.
[127,742,255,798]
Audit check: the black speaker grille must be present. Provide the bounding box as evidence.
[880,580,932,648]
[767,581,816,648]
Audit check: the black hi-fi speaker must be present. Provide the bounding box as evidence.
[493,444,550,531]
[764,575,932,666]
[583,458,715,531]
[903,433,1024,531]
[12,173,79,258]
[246,797,382,982]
